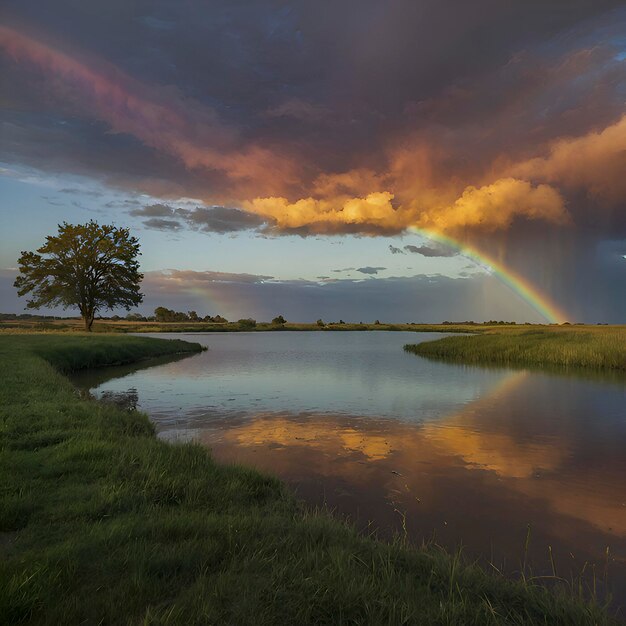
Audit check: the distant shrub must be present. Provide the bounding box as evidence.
[238,318,257,328]
[271,315,286,325]
[316,319,325,327]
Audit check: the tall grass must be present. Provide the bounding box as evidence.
[405,327,626,371]
[0,334,617,624]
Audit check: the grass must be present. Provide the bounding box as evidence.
[405,326,626,372]
[0,334,618,624]
[0,318,487,334]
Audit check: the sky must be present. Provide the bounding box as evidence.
[0,0,625,323]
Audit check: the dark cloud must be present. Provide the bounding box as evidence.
[129,203,273,233]
[1,1,625,241]
[332,267,355,273]
[389,245,404,255]
[404,243,458,257]
[356,266,386,275]
[142,217,182,231]
[129,203,173,218]
[179,206,271,233]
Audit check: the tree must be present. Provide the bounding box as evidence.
[238,318,257,328]
[155,306,174,322]
[316,319,325,327]
[271,315,286,325]
[14,221,143,331]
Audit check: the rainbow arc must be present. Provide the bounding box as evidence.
[409,227,567,324]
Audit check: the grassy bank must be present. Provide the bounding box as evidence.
[0,334,616,624]
[0,318,487,334]
[405,326,626,372]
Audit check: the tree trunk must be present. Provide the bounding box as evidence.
[83,312,94,332]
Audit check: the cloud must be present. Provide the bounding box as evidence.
[245,192,401,233]
[388,245,405,255]
[59,187,103,197]
[2,266,591,323]
[265,98,330,123]
[130,203,272,233]
[0,24,298,200]
[142,218,182,231]
[245,178,569,236]
[40,195,63,206]
[416,178,569,233]
[179,206,270,233]
[510,113,626,206]
[129,203,173,218]
[1,1,626,245]
[356,266,386,275]
[403,243,457,257]
[145,269,274,286]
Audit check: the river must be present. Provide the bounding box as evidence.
[72,331,626,606]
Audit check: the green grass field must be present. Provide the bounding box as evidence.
[0,334,617,624]
[405,326,626,372]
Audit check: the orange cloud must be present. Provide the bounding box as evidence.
[511,113,626,204]
[245,192,404,232]
[246,179,568,235]
[416,178,569,232]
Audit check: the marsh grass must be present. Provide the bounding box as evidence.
[0,318,485,334]
[0,334,617,624]
[405,327,626,372]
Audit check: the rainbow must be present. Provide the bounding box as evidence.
[408,227,567,323]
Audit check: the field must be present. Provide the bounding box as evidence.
[0,317,523,334]
[405,326,626,371]
[0,333,616,624]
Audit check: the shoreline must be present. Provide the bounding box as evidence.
[405,327,626,372]
[0,333,617,623]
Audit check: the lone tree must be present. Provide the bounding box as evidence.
[14,221,143,331]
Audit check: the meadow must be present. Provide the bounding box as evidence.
[0,333,617,624]
[405,326,626,371]
[0,317,503,334]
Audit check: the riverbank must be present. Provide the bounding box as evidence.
[0,318,485,334]
[0,334,616,624]
[405,326,626,371]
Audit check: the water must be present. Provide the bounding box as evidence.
[72,331,626,606]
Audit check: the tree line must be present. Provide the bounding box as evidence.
[153,307,228,323]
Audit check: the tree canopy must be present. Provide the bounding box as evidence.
[14,221,143,331]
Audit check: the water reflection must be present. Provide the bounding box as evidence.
[73,332,626,606]
[184,375,626,603]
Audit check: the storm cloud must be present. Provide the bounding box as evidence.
[1,1,625,240]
